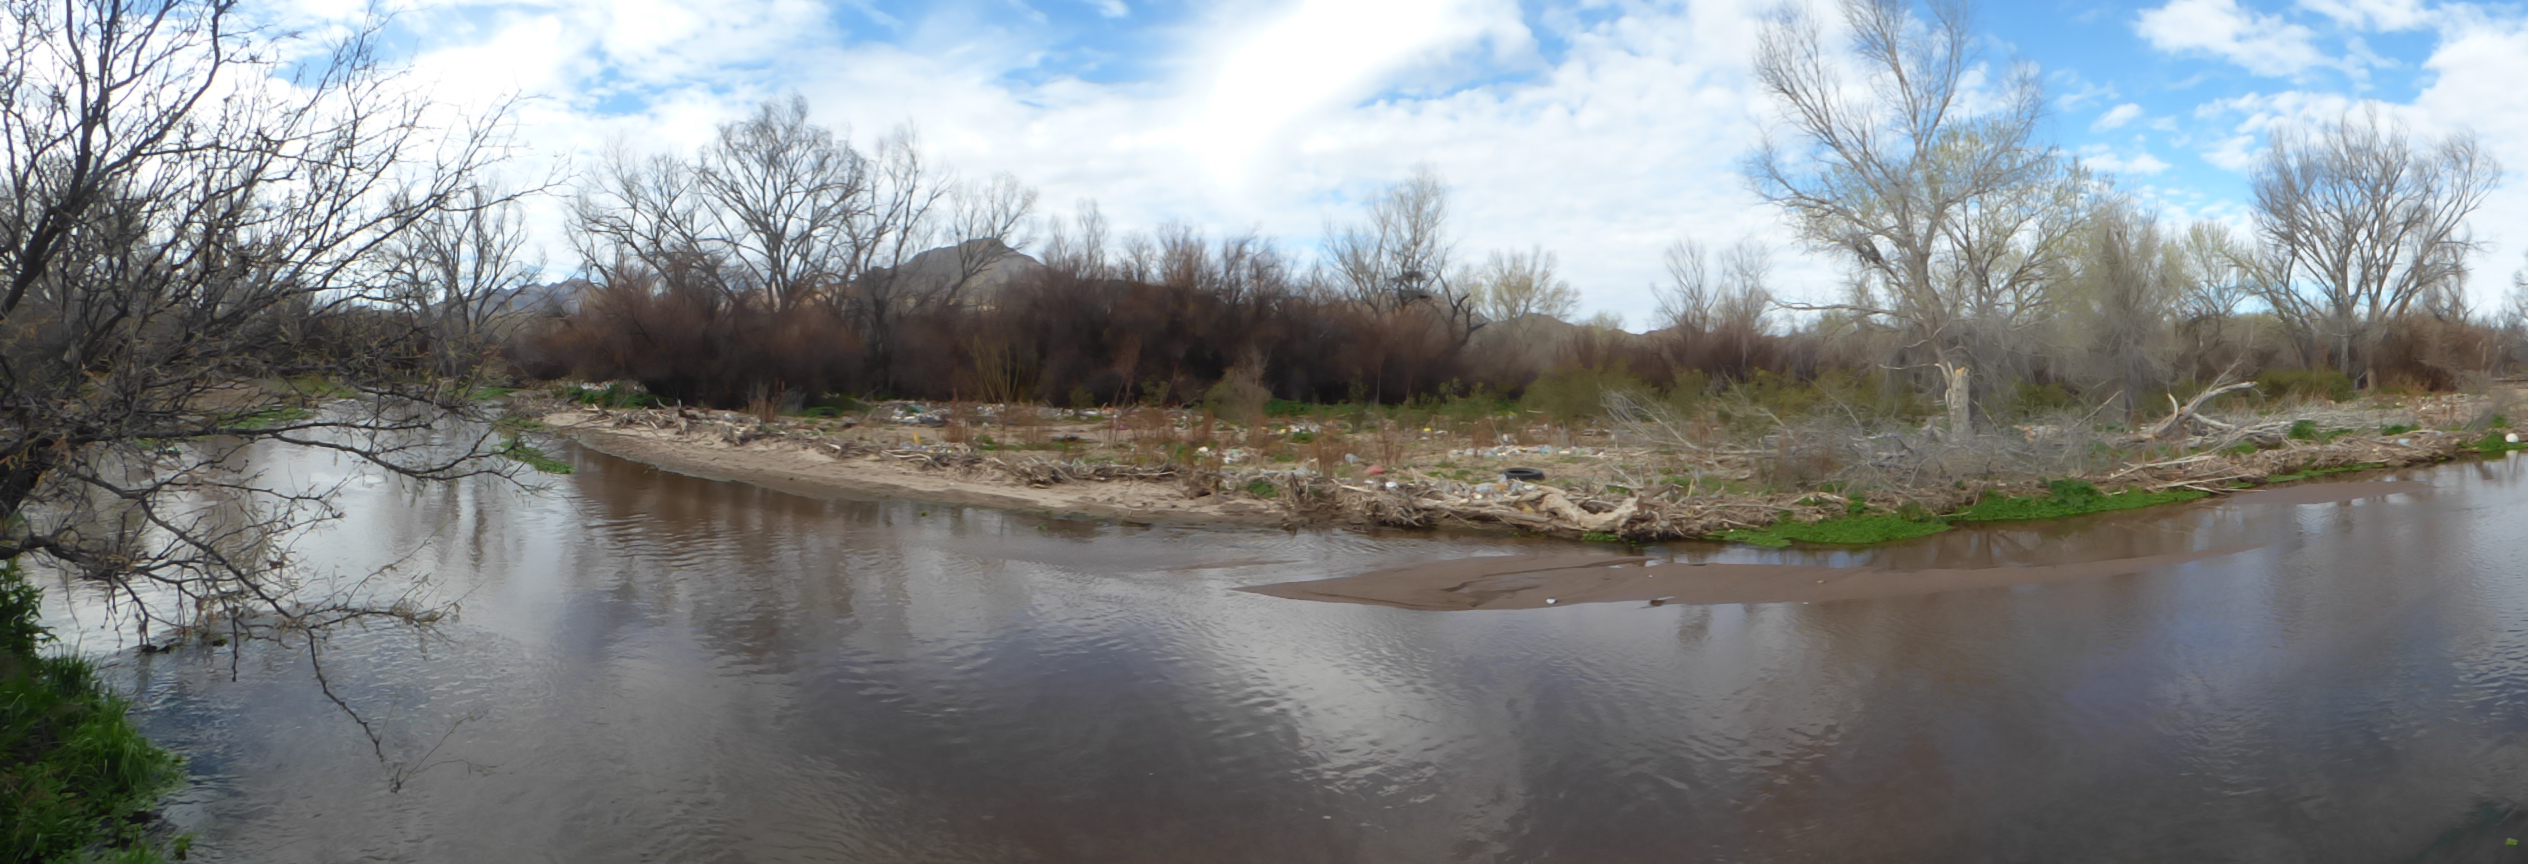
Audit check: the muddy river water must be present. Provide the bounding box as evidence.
[35,443,2528,862]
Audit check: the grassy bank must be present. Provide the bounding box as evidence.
[0,563,184,863]
[1713,481,2225,548]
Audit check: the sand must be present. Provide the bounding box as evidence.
[549,411,1287,527]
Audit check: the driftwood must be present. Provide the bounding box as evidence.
[551,399,2486,543]
[2140,380,2256,440]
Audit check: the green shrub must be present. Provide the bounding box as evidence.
[1520,364,1650,425]
[2257,368,2355,403]
[1264,399,1313,418]
[2288,420,2318,441]
[2010,381,2080,416]
[565,382,665,410]
[0,562,184,863]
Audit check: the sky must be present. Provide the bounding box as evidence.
[302,0,2528,325]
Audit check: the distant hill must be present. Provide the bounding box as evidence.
[864,238,1044,307]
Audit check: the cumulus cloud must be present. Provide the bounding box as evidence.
[2091,102,2144,131]
[2080,145,2173,176]
[2135,0,2328,76]
[2298,0,2430,31]
[349,0,1825,319]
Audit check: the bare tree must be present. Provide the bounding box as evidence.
[571,102,1035,394]
[1039,200,1114,279]
[1745,0,2085,435]
[0,0,521,638]
[1468,246,1578,323]
[1324,167,1474,331]
[2248,111,2498,383]
[385,183,544,377]
[1656,239,1772,336]
[692,96,870,311]
[2501,254,2528,370]
[2062,199,2172,413]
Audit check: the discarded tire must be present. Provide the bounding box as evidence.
[1501,467,1546,482]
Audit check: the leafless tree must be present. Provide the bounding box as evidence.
[0,0,522,638]
[571,101,1036,392]
[2061,199,2172,413]
[1745,0,2085,435]
[1467,246,1578,323]
[385,183,544,377]
[693,96,871,311]
[1656,239,1772,336]
[1038,200,1115,278]
[2248,111,2498,383]
[1324,167,1474,333]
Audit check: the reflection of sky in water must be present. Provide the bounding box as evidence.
[37,447,2528,862]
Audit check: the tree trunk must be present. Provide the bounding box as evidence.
[1942,362,1972,438]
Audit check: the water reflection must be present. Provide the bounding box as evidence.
[40,447,2528,862]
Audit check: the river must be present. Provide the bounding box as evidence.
[34,441,2528,862]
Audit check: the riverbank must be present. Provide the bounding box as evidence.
[528,386,2514,547]
[0,562,183,863]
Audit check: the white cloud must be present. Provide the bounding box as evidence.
[2082,145,2174,176]
[2298,0,2430,31]
[1090,0,1130,17]
[2092,102,2145,131]
[2135,0,2328,76]
[352,0,1817,320]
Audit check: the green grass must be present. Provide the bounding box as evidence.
[500,437,573,474]
[0,562,185,863]
[468,386,519,402]
[1715,513,1952,548]
[1243,480,1279,499]
[2475,430,2528,457]
[224,405,313,431]
[563,382,664,410]
[1580,531,1626,544]
[1951,479,2209,523]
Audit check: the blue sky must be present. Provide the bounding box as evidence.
[326,0,2528,322]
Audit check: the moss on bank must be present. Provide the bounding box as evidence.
[1711,481,2215,548]
[1952,480,2210,523]
[0,563,184,863]
[499,436,574,475]
[1715,513,1952,548]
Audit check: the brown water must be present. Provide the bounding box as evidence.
[36,444,2528,862]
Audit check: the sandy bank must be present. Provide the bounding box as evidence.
[537,397,2474,546]
[551,411,1286,528]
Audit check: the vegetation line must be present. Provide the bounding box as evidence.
[500,437,574,475]
[0,562,186,863]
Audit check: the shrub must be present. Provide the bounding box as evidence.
[1520,364,1649,425]
[0,563,185,863]
[2257,368,2355,403]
